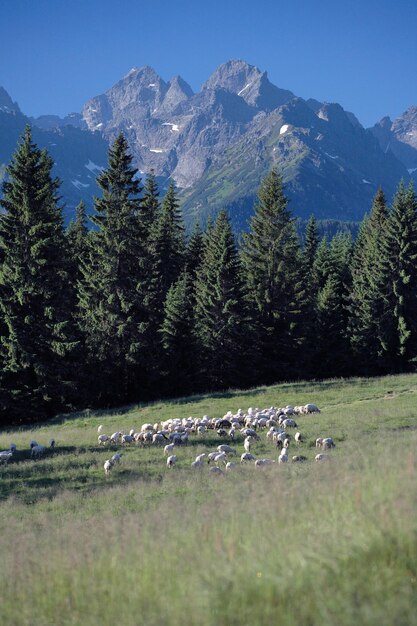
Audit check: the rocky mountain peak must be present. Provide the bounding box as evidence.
[0,87,20,114]
[202,59,294,111]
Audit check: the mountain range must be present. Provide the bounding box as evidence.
[1,60,417,228]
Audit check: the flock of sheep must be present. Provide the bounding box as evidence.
[98,402,336,476]
[0,402,337,478]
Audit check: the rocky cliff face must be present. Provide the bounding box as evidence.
[370,107,417,180]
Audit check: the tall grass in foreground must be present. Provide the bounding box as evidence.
[0,433,416,626]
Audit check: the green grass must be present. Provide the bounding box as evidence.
[0,374,416,625]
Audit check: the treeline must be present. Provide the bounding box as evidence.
[1,128,417,425]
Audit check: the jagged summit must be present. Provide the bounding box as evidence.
[0,87,20,114]
[202,59,294,110]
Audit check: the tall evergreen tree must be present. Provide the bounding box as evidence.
[315,233,353,377]
[0,127,78,422]
[160,271,197,395]
[150,180,185,305]
[142,169,160,237]
[195,211,251,390]
[67,200,89,287]
[241,169,306,383]
[349,189,390,372]
[379,181,417,369]
[185,221,204,280]
[78,133,147,403]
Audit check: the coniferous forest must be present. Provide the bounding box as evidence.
[1,127,417,426]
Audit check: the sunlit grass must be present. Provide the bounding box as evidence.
[0,373,416,625]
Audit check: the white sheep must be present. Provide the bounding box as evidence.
[111,452,123,464]
[31,444,45,459]
[164,443,175,456]
[209,466,223,475]
[243,437,252,453]
[0,451,13,465]
[217,444,236,455]
[104,459,114,474]
[315,453,329,462]
[304,404,320,414]
[97,425,103,433]
[98,434,110,445]
[322,438,336,450]
[167,455,177,468]
[240,452,256,463]
[294,432,303,445]
[121,434,134,444]
[195,453,207,464]
[225,462,236,471]
[110,432,121,444]
[282,418,298,429]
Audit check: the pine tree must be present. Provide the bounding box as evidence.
[379,181,417,369]
[67,200,89,287]
[78,133,147,403]
[160,271,197,395]
[0,127,78,423]
[304,215,319,270]
[185,221,204,279]
[142,169,160,237]
[315,233,353,377]
[195,211,251,390]
[241,169,306,383]
[349,189,390,372]
[150,180,185,305]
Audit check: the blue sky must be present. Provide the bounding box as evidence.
[1,0,416,127]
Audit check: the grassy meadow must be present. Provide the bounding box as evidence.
[0,374,416,626]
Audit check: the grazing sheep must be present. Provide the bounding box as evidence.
[225,462,236,471]
[104,459,114,474]
[282,418,298,429]
[191,458,204,468]
[207,451,220,464]
[30,440,39,449]
[240,452,256,463]
[292,455,307,463]
[167,455,177,468]
[315,438,324,448]
[217,445,236,455]
[195,453,207,464]
[322,438,336,450]
[243,437,252,453]
[152,433,165,445]
[110,432,121,444]
[97,425,103,433]
[315,453,329,462]
[304,404,320,414]
[31,444,45,459]
[255,459,275,467]
[278,448,289,464]
[214,452,227,465]
[122,434,134,444]
[0,451,13,465]
[209,466,223,475]
[164,443,175,456]
[294,432,303,445]
[111,452,123,464]
[98,434,110,445]
[49,438,55,448]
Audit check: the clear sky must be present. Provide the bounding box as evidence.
[1,0,416,127]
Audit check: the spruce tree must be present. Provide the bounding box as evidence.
[241,169,306,383]
[150,180,185,305]
[379,181,417,369]
[67,200,89,287]
[195,211,251,390]
[160,271,197,395]
[78,133,147,403]
[142,169,160,237]
[0,127,78,422]
[185,221,204,279]
[315,233,353,377]
[349,189,390,372]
